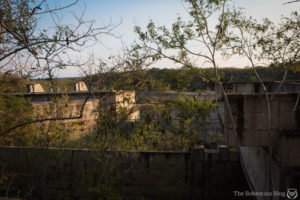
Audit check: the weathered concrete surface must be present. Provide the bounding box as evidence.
[75,81,88,91]
[240,147,300,200]
[137,91,215,103]
[32,98,100,138]
[1,90,139,137]
[241,147,281,200]
[0,146,250,200]
[224,93,300,199]
[224,94,300,144]
[26,83,45,93]
[137,91,223,136]
[225,93,300,168]
[102,91,139,120]
[277,135,300,167]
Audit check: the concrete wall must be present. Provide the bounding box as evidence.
[137,91,215,103]
[223,93,300,199]
[109,91,139,121]
[0,146,250,200]
[26,84,45,93]
[277,135,300,167]
[224,93,300,146]
[241,147,281,200]
[24,91,139,137]
[75,81,88,91]
[240,146,300,200]
[32,98,99,138]
[216,82,300,96]
[137,91,222,136]
[224,93,300,168]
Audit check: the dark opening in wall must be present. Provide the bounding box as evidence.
[236,96,244,139]
[254,83,260,93]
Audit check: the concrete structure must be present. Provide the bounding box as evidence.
[137,91,222,136]
[240,146,297,200]
[26,83,45,93]
[75,81,88,91]
[103,91,140,121]
[1,87,139,138]
[216,81,300,95]
[2,87,220,139]
[0,146,250,199]
[138,91,215,103]
[225,94,299,145]
[221,81,300,198]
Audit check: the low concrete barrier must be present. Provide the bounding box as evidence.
[0,146,250,199]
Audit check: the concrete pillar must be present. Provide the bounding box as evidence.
[192,145,205,161]
[218,145,229,161]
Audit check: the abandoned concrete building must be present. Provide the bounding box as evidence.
[217,81,300,94]
[218,81,300,200]
[5,82,140,138]
[19,84,221,139]
[137,91,223,137]
[1,80,299,199]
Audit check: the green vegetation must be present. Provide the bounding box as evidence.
[0,95,35,146]
[0,74,29,93]
[0,73,222,150]
[2,63,300,94]
[69,95,221,151]
[0,0,299,198]
[1,62,299,149]
[30,77,82,92]
[91,65,300,92]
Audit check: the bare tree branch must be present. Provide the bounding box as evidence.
[283,0,300,5]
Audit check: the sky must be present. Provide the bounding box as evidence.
[45,0,300,77]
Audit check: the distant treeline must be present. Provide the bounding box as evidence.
[91,65,300,92]
[1,64,299,93]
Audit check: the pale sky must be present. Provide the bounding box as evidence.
[47,0,300,77]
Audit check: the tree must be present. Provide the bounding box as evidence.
[226,9,300,193]
[165,95,217,150]
[133,0,241,148]
[0,0,119,138]
[0,94,35,145]
[283,0,300,5]
[132,0,300,195]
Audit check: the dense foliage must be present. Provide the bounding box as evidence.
[71,95,222,151]
[92,65,300,92]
